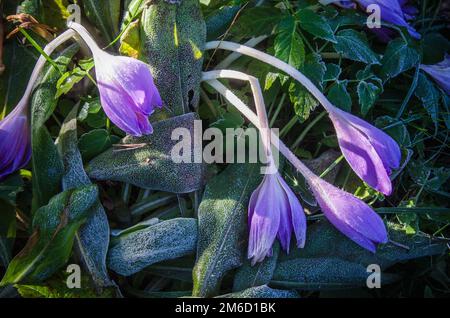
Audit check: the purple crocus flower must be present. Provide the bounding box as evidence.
[308,174,388,252]
[420,55,450,95]
[0,103,31,181]
[93,50,163,136]
[328,106,401,196]
[248,172,306,264]
[329,0,420,41]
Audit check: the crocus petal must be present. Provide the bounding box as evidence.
[420,55,450,95]
[0,114,31,180]
[248,172,307,263]
[277,175,306,248]
[329,112,392,195]
[310,176,388,252]
[332,107,401,172]
[248,174,281,264]
[92,50,162,136]
[356,0,421,40]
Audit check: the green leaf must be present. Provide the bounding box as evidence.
[57,107,114,289]
[193,163,263,297]
[232,6,283,38]
[55,60,94,98]
[333,29,380,65]
[206,5,241,41]
[140,0,206,116]
[324,63,341,82]
[380,38,420,80]
[274,17,305,69]
[30,44,79,211]
[107,218,197,276]
[233,243,280,292]
[82,0,121,43]
[327,80,352,112]
[288,54,325,122]
[270,221,447,290]
[296,9,336,43]
[78,129,117,161]
[290,83,319,122]
[0,185,98,286]
[86,113,205,193]
[415,74,440,125]
[217,285,298,298]
[357,81,382,115]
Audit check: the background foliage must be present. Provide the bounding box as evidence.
[0,0,448,298]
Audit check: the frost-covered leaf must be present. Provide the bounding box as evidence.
[415,74,440,125]
[86,113,205,193]
[271,221,447,290]
[333,29,380,65]
[380,38,420,80]
[107,218,197,276]
[297,9,336,43]
[327,80,352,112]
[193,163,263,297]
[140,0,206,115]
[217,285,298,298]
[57,107,114,289]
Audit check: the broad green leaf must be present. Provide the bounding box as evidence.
[327,80,352,112]
[415,74,440,125]
[31,44,79,211]
[86,113,206,193]
[297,9,336,43]
[380,38,420,80]
[0,185,98,286]
[193,163,263,297]
[217,285,298,298]
[274,17,305,69]
[357,81,382,115]
[140,0,206,116]
[82,0,121,43]
[232,6,283,38]
[233,243,280,292]
[206,5,241,41]
[0,40,37,116]
[107,218,197,276]
[333,29,380,65]
[57,107,114,289]
[271,221,447,290]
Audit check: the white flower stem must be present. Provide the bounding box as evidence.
[202,73,316,181]
[205,40,336,113]
[68,22,102,55]
[17,29,77,111]
[214,36,268,70]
